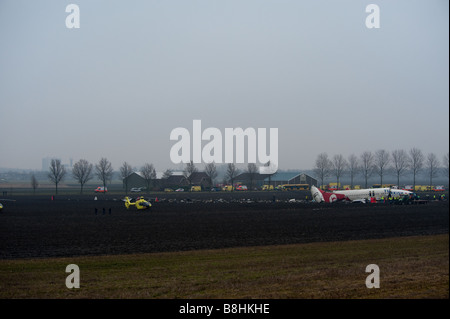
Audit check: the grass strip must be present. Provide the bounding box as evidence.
[0,234,448,299]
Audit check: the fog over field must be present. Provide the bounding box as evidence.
[0,1,448,172]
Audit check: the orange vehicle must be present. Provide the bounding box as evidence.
[94,186,108,193]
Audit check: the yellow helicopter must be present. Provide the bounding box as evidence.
[123,196,152,210]
[0,199,16,212]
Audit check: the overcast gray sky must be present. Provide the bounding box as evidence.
[0,0,448,171]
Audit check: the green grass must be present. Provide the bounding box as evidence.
[0,234,448,299]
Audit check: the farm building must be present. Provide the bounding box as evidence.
[123,171,211,191]
[164,172,210,189]
[122,171,166,191]
[234,173,272,190]
[264,172,317,189]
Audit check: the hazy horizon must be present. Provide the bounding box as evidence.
[1,0,448,171]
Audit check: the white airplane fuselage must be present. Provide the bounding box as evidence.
[311,185,414,203]
[334,188,412,202]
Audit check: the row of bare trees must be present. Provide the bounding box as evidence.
[314,149,449,189]
[43,148,448,194]
[46,156,246,195]
[47,158,113,194]
[45,157,174,194]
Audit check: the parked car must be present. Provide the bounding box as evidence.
[94,186,107,193]
[130,187,143,193]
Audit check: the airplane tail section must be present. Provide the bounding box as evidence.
[311,186,347,203]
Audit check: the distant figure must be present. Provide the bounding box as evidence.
[102,207,105,215]
[94,208,98,215]
[109,208,111,215]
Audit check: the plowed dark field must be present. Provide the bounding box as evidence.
[0,192,448,259]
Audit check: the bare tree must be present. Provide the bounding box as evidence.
[246,163,258,190]
[314,153,332,188]
[95,157,114,192]
[263,160,276,188]
[48,159,66,195]
[374,149,390,187]
[162,169,173,179]
[160,169,173,189]
[226,163,240,190]
[141,163,157,193]
[347,154,359,189]
[72,159,93,194]
[332,154,347,190]
[426,153,440,191]
[120,162,133,194]
[409,148,424,191]
[391,149,410,188]
[205,162,218,188]
[183,160,198,190]
[360,151,374,188]
[443,153,449,178]
[31,174,39,195]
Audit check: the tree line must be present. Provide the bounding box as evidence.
[40,149,449,194]
[45,157,115,194]
[314,149,449,189]
[44,157,157,194]
[42,157,257,194]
